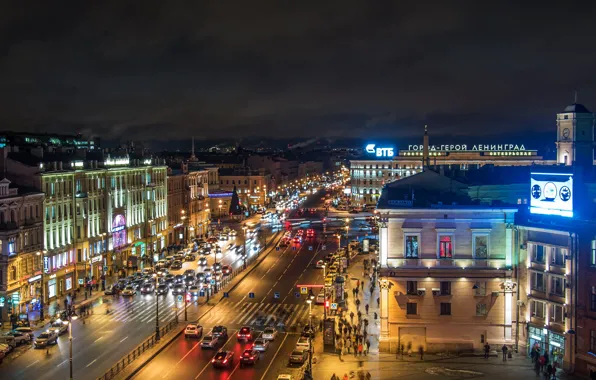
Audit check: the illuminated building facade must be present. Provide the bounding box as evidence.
[0,179,44,323]
[5,152,167,300]
[218,168,273,211]
[376,171,517,353]
[167,166,209,244]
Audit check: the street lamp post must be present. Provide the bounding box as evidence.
[307,296,314,372]
[153,272,161,341]
[322,264,327,321]
[37,250,46,321]
[242,224,248,270]
[64,312,78,380]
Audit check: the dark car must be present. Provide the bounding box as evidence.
[174,274,185,284]
[184,276,195,286]
[221,265,232,276]
[302,325,316,338]
[212,325,228,339]
[171,260,183,270]
[289,349,308,364]
[184,253,195,262]
[237,326,253,342]
[140,283,155,294]
[156,284,169,295]
[211,350,234,368]
[240,349,259,366]
[172,284,185,295]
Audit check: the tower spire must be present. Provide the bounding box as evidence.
[189,136,197,161]
[574,90,578,104]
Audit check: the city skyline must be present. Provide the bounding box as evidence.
[1,2,596,142]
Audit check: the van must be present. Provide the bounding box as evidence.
[0,336,17,349]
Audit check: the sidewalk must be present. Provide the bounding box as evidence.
[5,275,119,331]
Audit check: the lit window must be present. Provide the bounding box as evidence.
[530,272,546,292]
[531,300,546,318]
[550,304,564,324]
[473,234,489,259]
[550,277,565,297]
[438,235,453,258]
[531,244,545,263]
[404,234,419,258]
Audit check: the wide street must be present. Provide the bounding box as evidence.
[0,219,277,380]
[132,193,340,380]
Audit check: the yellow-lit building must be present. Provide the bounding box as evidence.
[218,168,272,211]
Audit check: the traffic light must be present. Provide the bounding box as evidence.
[325,300,330,309]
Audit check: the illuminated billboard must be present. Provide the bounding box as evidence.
[530,172,573,217]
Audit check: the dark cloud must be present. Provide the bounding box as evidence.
[1,1,596,143]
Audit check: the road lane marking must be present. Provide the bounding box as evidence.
[56,359,67,367]
[161,341,200,379]
[119,336,128,343]
[194,330,237,379]
[227,360,241,378]
[260,333,289,380]
[93,336,103,343]
[26,359,40,368]
[86,359,97,367]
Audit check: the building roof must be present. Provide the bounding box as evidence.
[562,103,591,113]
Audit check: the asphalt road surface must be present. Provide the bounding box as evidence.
[1,222,274,380]
[133,194,335,380]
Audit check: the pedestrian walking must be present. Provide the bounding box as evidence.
[330,374,339,380]
[365,339,370,355]
[370,286,374,296]
[419,345,424,360]
[357,310,362,321]
[356,279,360,289]
[343,374,349,380]
[376,297,380,307]
[356,298,361,309]
[502,344,508,361]
[365,303,369,314]
[361,281,364,291]
[353,342,358,357]
[546,364,553,380]
[484,342,491,359]
[544,351,550,369]
[539,355,546,373]
[534,360,541,377]
[350,311,354,324]
[365,372,371,380]
[358,342,363,356]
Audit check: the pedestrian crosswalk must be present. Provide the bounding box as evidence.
[199,300,312,328]
[90,296,182,324]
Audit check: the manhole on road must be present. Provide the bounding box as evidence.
[425,367,484,377]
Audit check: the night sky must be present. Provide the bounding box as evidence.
[1,1,596,144]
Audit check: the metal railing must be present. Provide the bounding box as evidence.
[96,320,178,380]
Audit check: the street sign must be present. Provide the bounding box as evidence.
[300,286,308,295]
[199,290,205,297]
[330,303,338,310]
[294,292,300,298]
[0,296,4,307]
[322,245,326,250]
[223,292,229,298]
[176,295,183,303]
[308,246,313,251]
[210,279,216,285]
[103,266,108,272]
[78,279,84,285]
[274,292,280,299]
[249,292,255,299]
[11,293,19,303]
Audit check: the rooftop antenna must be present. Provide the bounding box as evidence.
[574,90,578,104]
[190,136,197,161]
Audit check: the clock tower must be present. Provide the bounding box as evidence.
[556,103,595,166]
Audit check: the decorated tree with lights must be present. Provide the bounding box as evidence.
[229,186,242,215]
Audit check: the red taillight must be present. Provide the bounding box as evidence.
[237,334,241,337]
[247,334,251,338]
[223,359,227,364]
[250,356,254,360]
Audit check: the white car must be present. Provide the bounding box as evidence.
[315,292,325,305]
[295,336,310,352]
[315,260,325,269]
[252,338,269,352]
[262,327,277,341]
[184,323,203,338]
[50,320,69,335]
[122,286,136,296]
[229,230,237,236]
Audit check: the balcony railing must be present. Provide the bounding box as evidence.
[387,258,508,270]
[0,221,18,231]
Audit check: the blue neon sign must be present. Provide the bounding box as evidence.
[365,144,394,158]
